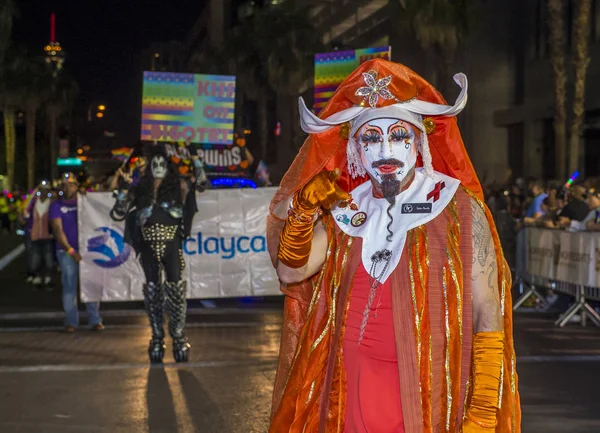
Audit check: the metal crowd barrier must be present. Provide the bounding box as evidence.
[512,273,550,311]
[512,273,600,327]
[512,228,600,328]
[553,281,600,327]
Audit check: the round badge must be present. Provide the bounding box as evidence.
[403,204,413,213]
[351,212,367,227]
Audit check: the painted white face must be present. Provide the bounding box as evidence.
[356,118,419,183]
[151,155,167,179]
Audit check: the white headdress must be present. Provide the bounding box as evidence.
[299,72,469,179]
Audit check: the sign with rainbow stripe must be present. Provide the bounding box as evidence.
[313,46,391,114]
[141,72,236,145]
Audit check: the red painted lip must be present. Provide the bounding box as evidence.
[377,164,399,174]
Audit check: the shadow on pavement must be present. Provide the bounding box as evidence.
[178,369,229,433]
[147,367,178,433]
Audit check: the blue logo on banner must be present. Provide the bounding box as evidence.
[87,227,132,268]
[183,232,266,259]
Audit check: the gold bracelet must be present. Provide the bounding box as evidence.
[287,195,322,223]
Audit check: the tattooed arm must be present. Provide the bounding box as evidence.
[462,199,504,433]
[471,198,502,333]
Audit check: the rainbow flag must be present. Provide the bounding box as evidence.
[140,72,236,145]
[313,46,391,114]
[111,147,133,162]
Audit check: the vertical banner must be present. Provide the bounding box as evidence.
[78,189,280,302]
[140,72,236,145]
[313,46,391,114]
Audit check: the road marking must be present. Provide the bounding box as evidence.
[0,307,281,321]
[0,354,598,374]
[0,358,279,374]
[0,244,25,272]
[0,321,280,333]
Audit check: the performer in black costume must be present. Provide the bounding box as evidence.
[111,144,207,363]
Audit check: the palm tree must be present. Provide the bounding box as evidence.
[0,0,17,190]
[0,0,16,63]
[397,0,477,97]
[547,0,568,180]
[0,52,25,191]
[22,56,52,189]
[228,3,321,163]
[568,0,593,175]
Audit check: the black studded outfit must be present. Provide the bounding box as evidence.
[111,157,198,363]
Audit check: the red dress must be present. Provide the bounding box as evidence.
[343,264,405,433]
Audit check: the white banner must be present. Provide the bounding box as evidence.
[78,189,281,302]
[523,228,600,288]
[555,230,596,287]
[525,228,557,278]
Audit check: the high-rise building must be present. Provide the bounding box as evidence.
[43,13,66,78]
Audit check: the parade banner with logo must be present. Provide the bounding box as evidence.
[313,46,391,114]
[78,189,279,302]
[140,71,235,145]
[523,228,600,288]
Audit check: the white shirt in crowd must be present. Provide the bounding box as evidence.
[568,208,600,231]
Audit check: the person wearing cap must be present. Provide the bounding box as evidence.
[267,59,520,432]
[23,181,54,289]
[50,173,103,332]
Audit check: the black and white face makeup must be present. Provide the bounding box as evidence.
[151,155,167,179]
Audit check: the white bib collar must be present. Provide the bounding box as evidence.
[331,169,460,283]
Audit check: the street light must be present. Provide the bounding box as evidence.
[96,112,104,118]
[98,105,106,111]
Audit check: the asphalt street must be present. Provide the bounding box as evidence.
[0,244,599,432]
[0,308,598,432]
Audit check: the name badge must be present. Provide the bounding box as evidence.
[401,203,432,214]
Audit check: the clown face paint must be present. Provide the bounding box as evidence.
[151,155,167,179]
[356,118,419,184]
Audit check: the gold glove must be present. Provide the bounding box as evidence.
[277,169,349,269]
[462,331,504,433]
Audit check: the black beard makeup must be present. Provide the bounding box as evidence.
[380,173,401,205]
[380,173,401,242]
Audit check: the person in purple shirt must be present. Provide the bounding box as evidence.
[49,173,103,333]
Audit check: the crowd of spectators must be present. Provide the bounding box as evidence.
[485,176,600,315]
[485,177,600,264]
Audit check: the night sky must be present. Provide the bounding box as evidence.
[11,0,208,144]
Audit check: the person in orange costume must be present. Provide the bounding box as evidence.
[266,59,521,433]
